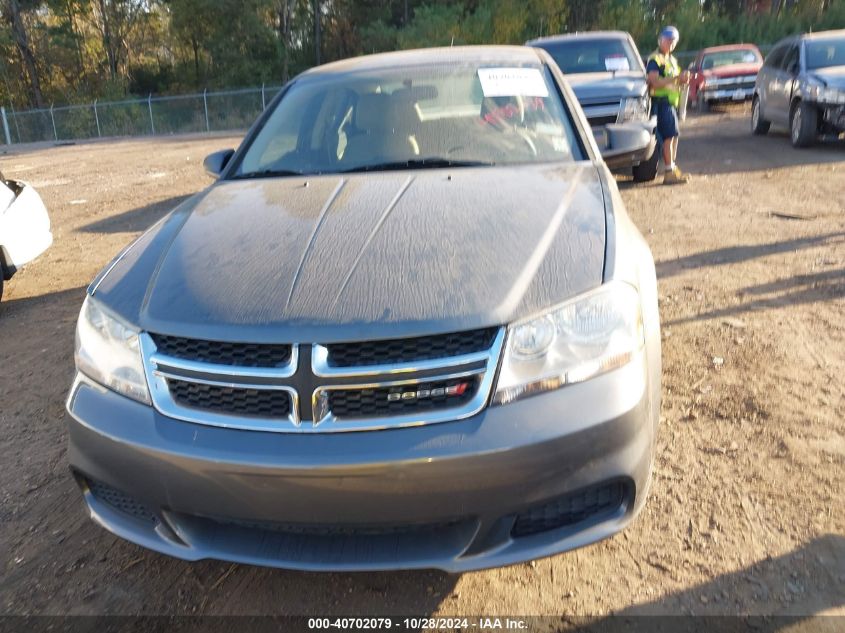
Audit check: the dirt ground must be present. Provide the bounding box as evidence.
[0,108,843,624]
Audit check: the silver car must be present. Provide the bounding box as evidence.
[752,29,845,147]
[66,46,661,572]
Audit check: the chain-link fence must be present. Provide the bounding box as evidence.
[0,85,284,145]
[0,45,776,145]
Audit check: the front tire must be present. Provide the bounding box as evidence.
[751,96,770,135]
[632,144,660,182]
[790,100,817,148]
[696,92,709,114]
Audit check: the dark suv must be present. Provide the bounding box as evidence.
[752,29,845,147]
[529,31,659,182]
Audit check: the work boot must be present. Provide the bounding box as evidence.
[663,166,690,185]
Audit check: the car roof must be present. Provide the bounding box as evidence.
[700,44,761,54]
[772,29,845,47]
[300,46,544,77]
[800,29,845,41]
[526,31,633,46]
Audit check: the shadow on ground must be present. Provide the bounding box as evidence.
[665,266,845,326]
[0,285,87,323]
[681,114,845,177]
[655,232,845,280]
[78,194,192,234]
[569,534,845,632]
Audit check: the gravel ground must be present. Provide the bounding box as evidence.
[0,109,843,623]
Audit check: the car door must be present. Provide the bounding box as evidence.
[768,42,799,124]
[778,43,801,121]
[757,42,787,122]
[0,180,52,275]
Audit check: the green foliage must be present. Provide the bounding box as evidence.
[396,3,464,48]
[0,0,843,109]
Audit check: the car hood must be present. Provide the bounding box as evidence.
[810,65,845,90]
[93,163,606,343]
[566,71,647,99]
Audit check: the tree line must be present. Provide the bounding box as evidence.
[2,0,843,109]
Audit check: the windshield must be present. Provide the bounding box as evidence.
[234,62,584,178]
[702,49,761,69]
[805,37,845,70]
[535,38,643,75]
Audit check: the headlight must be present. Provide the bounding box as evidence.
[618,96,649,123]
[493,281,644,405]
[807,84,845,104]
[74,295,151,404]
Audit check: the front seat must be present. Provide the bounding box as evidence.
[343,92,420,167]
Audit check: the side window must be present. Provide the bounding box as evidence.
[781,45,799,73]
[764,44,786,70]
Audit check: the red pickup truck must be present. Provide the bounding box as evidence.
[688,44,764,111]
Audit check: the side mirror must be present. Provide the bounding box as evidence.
[600,120,655,169]
[203,149,235,178]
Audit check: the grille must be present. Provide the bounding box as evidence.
[86,479,157,524]
[588,114,618,126]
[167,379,291,417]
[707,81,755,92]
[326,328,497,367]
[511,481,627,538]
[151,334,292,368]
[212,516,462,537]
[328,377,479,419]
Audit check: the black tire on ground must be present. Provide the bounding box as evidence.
[790,100,818,148]
[697,92,709,114]
[751,96,770,135]
[632,144,660,182]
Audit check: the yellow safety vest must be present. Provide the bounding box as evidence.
[648,50,681,108]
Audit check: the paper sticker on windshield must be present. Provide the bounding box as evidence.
[478,68,549,98]
[604,55,630,72]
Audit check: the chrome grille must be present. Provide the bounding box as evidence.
[325,328,497,367]
[149,334,292,367]
[704,74,758,88]
[580,97,622,127]
[142,328,505,433]
[168,379,291,417]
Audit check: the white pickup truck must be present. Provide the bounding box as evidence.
[0,173,52,300]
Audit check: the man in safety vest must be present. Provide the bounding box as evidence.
[647,26,691,185]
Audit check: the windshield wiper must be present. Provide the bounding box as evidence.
[340,158,495,173]
[231,168,307,179]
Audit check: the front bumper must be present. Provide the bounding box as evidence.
[701,86,754,103]
[65,359,656,572]
[821,104,845,132]
[595,119,657,170]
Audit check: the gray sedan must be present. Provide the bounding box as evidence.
[66,46,661,572]
[752,29,845,147]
